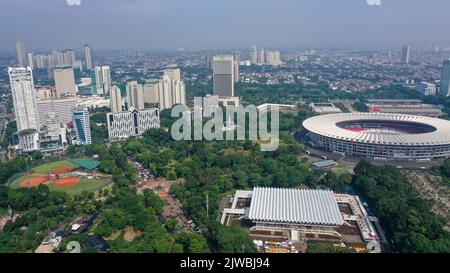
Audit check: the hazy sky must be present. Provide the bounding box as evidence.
[1,0,449,51]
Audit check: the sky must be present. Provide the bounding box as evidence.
[0,0,449,51]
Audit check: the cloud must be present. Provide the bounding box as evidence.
[367,0,382,6]
[66,0,81,6]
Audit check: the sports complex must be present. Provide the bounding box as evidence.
[302,113,450,161]
[8,159,110,196]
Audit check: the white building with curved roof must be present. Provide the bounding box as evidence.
[303,113,450,160]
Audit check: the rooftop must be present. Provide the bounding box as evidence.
[247,187,343,226]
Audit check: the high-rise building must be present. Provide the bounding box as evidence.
[126,81,145,110]
[72,105,91,145]
[84,44,93,70]
[213,55,234,97]
[27,53,34,70]
[439,60,450,96]
[143,80,160,105]
[206,55,213,70]
[16,39,27,67]
[157,75,186,110]
[34,54,47,69]
[232,53,240,83]
[106,108,160,142]
[90,66,110,95]
[265,50,282,67]
[8,67,40,151]
[54,67,77,98]
[164,67,181,81]
[91,66,102,95]
[257,49,265,65]
[72,60,83,84]
[250,45,258,65]
[401,46,410,65]
[110,85,122,113]
[52,50,76,67]
[101,66,111,94]
[36,97,77,127]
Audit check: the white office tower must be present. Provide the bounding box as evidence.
[54,67,77,98]
[110,85,122,113]
[213,55,234,97]
[274,51,282,66]
[164,67,181,81]
[401,46,410,65]
[257,49,265,65]
[53,50,76,67]
[16,39,27,67]
[84,44,93,70]
[106,108,160,142]
[439,60,450,96]
[8,67,40,151]
[101,66,111,94]
[27,53,34,69]
[72,105,91,145]
[143,80,160,104]
[34,55,47,69]
[250,45,258,65]
[126,81,145,110]
[157,73,186,111]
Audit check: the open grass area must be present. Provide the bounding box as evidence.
[48,178,108,196]
[0,207,7,216]
[332,167,350,176]
[31,160,79,174]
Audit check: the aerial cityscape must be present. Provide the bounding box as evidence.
[0,0,449,261]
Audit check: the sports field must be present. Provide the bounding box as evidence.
[30,160,79,174]
[48,178,108,196]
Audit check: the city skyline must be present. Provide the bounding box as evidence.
[1,0,450,51]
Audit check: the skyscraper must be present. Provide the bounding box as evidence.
[72,105,92,145]
[250,45,258,65]
[91,66,102,95]
[213,55,234,97]
[8,67,39,151]
[84,44,93,70]
[126,81,145,110]
[16,39,27,67]
[54,67,77,98]
[27,53,34,69]
[110,85,122,113]
[101,66,111,94]
[257,49,265,65]
[232,53,240,83]
[401,46,410,64]
[439,60,450,97]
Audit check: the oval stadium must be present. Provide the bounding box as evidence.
[302,113,450,161]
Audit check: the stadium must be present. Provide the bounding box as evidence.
[302,113,450,161]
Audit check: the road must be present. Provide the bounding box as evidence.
[128,157,199,234]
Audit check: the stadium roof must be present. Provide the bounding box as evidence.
[303,113,450,146]
[247,187,343,226]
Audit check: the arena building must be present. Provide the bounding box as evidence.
[303,113,450,161]
[220,187,383,252]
